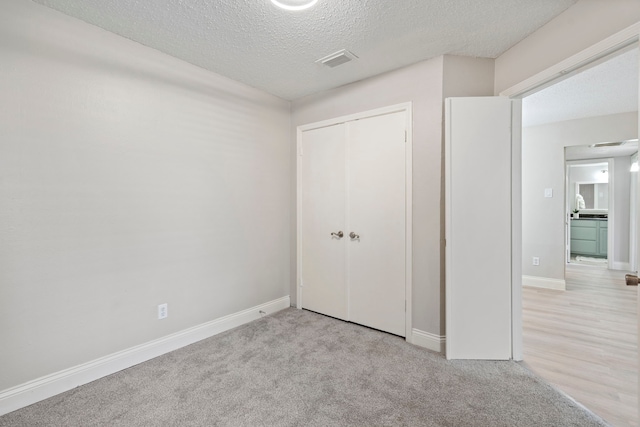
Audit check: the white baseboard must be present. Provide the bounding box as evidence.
[0,296,290,416]
[611,262,632,272]
[522,275,566,291]
[411,328,445,353]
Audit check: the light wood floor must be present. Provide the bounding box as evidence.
[522,263,638,427]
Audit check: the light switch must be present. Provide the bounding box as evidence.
[544,188,553,198]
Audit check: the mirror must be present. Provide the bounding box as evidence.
[568,162,609,214]
[575,182,608,210]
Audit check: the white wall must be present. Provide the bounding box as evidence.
[0,0,290,392]
[495,0,640,94]
[613,156,632,265]
[443,56,496,98]
[522,113,637,280]
[291,55,495,337]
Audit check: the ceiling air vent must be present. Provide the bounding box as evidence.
[589,141,626,148]
[316,49,358,68]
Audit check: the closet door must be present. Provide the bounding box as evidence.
[300,124,348,320]
[348,111,406,336]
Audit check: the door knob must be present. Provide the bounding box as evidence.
[331,231,344,238]
[349,232,360,239]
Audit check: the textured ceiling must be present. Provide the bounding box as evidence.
[523,48,639,128]
[32,0,576,100]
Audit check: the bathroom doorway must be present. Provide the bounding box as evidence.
[566,159,611,268]
[565,145,638,271]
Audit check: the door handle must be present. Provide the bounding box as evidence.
[349,232,360,239]
[626,274,638,286]
[330,231,344,238]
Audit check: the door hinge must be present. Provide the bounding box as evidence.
[404,130,407,142]
[299,278,304,288]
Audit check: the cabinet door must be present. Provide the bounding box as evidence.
[300,124,348,320]
[572,226,597,241]
[571,239,597,255]
[598,226,608,257]
[570,221,598,256]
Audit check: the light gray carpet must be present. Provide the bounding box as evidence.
[1,308,607,426]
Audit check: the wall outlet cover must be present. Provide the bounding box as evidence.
[158,303,168,319]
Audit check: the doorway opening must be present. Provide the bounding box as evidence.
[566,159,611,268]
[518,44,638,426]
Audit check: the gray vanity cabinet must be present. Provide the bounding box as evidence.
[570,219,607,258]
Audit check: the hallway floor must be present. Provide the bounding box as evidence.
[522,264,638,427]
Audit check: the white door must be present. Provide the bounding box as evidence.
[348,112,406,336]
[445,97,520,360]
[300,109,407,337]
[300,123,348,320]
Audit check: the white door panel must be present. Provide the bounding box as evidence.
[301,124,347,320]
[348,112,406,336]
[300,107,409,337]
[445,97,514,360]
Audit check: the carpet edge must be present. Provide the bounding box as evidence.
[0,295,290,416]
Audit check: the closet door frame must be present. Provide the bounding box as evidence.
[296,102,413,341]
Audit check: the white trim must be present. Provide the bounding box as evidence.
[404,106,414,342]
[607,158,616,271]
[612,262,632,272]
[345,123,352,323]
[511,100,523,362]
[444,100,453,357]
[296,103,413,341]
[0,296,290,416]
[630,152,638,273]
[297,103,412,133]
[565,163,571,265]
[500,22,640,99]
[296,124,303,310]
[411,329,446,354]
[522,275,566,291]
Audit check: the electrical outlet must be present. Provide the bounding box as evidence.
[158,303,168,320]
[532,257,540,266]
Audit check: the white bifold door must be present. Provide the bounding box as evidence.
[445,96,521,360]
[300,110,407,337]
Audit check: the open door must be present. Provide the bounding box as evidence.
[445,96,522,360]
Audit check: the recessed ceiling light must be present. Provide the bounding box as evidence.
[270,0,318,11]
